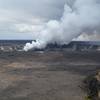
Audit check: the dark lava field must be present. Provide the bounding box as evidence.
[0,51,100,100]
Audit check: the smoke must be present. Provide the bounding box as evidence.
[74,31,100,41]
[24,0,100,51]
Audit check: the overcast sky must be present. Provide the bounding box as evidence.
[0,0,100,40]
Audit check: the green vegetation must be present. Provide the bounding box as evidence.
[85,96,92,100]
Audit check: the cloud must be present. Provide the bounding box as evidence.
[0,0,67,39]
[0,0,100,40]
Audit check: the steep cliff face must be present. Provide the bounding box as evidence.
[82,71,100,100]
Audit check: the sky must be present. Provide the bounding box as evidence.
[0,0,100,40]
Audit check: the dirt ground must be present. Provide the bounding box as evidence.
[0,51,100,100]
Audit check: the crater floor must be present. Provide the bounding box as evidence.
[0,51,100,100]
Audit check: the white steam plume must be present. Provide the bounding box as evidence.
[24,0,100,51]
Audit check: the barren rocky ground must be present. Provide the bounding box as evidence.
[0,51,100,100]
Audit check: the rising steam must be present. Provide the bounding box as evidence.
[24,0,100,51]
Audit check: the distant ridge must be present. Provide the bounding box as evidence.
[0,40,100,46]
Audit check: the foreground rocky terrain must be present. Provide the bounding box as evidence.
[0,51,100,100]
